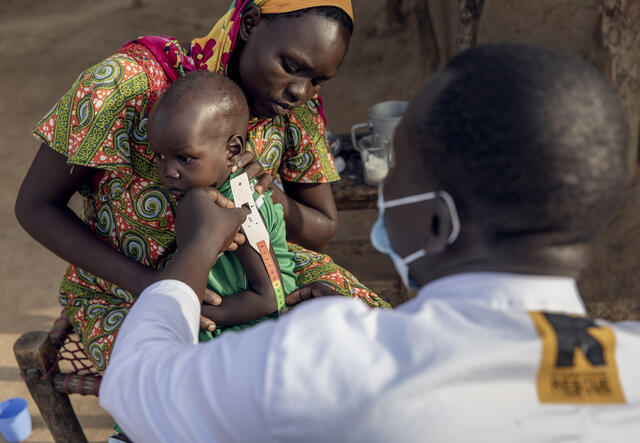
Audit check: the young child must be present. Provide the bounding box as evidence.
[148,70,298,337]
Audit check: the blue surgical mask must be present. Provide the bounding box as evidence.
[370,185,460,291]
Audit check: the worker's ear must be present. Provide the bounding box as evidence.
[421,197,453,254]
[226,135,245,167]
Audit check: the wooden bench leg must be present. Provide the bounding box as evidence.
[14,331,88,443]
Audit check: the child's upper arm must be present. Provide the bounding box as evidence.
[234,190,289,309]
[233,241,280,312]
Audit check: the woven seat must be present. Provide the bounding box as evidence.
[14,315,103,443]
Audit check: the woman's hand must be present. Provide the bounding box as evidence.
[230,151,338,251]
[232,151,273,195]
[200,289,222,332]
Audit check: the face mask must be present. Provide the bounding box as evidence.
[370,185,460,291]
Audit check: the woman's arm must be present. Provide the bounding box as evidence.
[201,242,281,327]
[270,181,338,252]
[15,144,157,295]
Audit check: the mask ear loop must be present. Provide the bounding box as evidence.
[437,191,460,244]
[379,188,461,245]
[382,191,438,208]
[401,249,426,264]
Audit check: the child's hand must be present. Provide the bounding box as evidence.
[285,282,340,307]
[231,151,274,195]
[200,289,222,332]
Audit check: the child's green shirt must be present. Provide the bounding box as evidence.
[200,172,298,340]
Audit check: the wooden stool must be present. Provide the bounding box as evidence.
[13,316,102,443]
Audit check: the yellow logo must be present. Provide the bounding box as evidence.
[529,312,626,404]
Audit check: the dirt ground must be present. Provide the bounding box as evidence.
[1,1,638,442]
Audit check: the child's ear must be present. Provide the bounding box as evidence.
[239,5,261,42]
[226,135,245,166]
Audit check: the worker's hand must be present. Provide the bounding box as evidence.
[285,282,340,307]
[231,151,274,195]
[199,289,222,332]
[176,187,250,264]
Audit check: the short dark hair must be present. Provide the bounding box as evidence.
[155,70,249,127]
[261,6,354,35]
[416,43,628,244]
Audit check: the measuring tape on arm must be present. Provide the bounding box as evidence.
[230,173,287,314]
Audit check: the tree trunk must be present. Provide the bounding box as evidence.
[413,0,442,72]
[456,0,486,52]
[598,0,640,173]
[386,0,405,26]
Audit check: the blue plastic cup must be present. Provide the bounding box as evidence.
[0,398,32,442]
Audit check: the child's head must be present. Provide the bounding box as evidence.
[231,4,353,119]
[149,71,249,199]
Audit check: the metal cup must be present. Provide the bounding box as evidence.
[350,100,409,155]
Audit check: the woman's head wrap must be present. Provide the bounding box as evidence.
[126,0,351,124]
[191,0,353,74]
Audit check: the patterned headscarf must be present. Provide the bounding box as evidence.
[191,0,354,74]
[127,0,353,119]
[129,0,352,80]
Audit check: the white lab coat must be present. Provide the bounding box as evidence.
[100,273,640,442]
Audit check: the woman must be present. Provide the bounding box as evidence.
[15,0,389,372]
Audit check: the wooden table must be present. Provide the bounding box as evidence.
[328,135,412,306]
[331,135,379,210]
